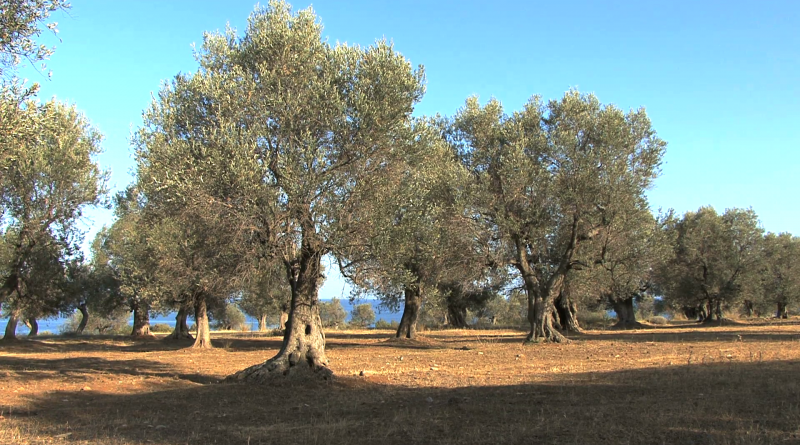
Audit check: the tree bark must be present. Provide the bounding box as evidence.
[612,297,643,329]
[228,236,331,382]
[77,303,89,334]
[131,304,153,337]
[258,314,268,332]
[193,297,213,349]
[777,302,789,319]
[396,285,421,339]
[447,304,468,328]
[27,318,38,337]
[3,311,19,341]
[555,292,581,332]
[166,306,194,340]
[520,268,566,343]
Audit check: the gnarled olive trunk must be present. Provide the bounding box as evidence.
[612,297,642,329]
[167,306,193,340]
[229,239,331,382]
[555,292,581,332]
[27,318,38,337]
[520,268,566,343]
[396,285,421,339]
[447,304,468,329]
[131,304,153,337]
[258,314,268,332]
[777,302,789,319]
[3,311,20,341]
[77,303,89,334]
[193,297,212,349]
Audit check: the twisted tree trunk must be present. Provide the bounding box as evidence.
[193,297,212,348]
[3,310,20,341]
[27,318,38,337]
[555,292,581,332]
[131,303,153,337]
[76,303,89,334]
[258,314,268,332]
[166,306,193,340]
[228,233,331,381]
[612,297,643,329]
[396,285,421,339]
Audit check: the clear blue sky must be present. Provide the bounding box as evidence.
[21,0,800,298]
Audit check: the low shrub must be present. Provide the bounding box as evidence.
[374,319,399,330]
[150,323,173,333]
[579,310,614,330]
[648,316,669,325]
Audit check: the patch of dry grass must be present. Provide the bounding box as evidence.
[1,322,800,444]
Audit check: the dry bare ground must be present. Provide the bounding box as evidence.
[1,321,800,444]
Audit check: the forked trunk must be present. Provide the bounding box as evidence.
[77,303,89,334]
[228,239,331,382]
[447,304,468,328]
[279,311,289,331]
[612,297,643,329]
[701,301,723,323]
[258,314,268,332]
[522,274,566,343]
[193,297,212,349]
[3,311,19,341]
[27,318,38,337]
[131,304,153,337]
[396,286,421,339]
[777,302,789,319]
[167,306,193,340]
[555,292,581,332]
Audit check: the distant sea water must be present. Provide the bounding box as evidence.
[0,299,401,337]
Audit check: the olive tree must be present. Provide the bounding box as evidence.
[454,91,665,342]
[759,233,800,318]
[135,1,423,379]
[657,207,763,322]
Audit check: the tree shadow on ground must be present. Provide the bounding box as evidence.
[7,360,800,445]
[0,355,218,385]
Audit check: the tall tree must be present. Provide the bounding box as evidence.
[0,99,106,314]
[136,1,423,379]
[455,91,664,342]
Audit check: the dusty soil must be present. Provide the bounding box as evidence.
[1,321,800,444]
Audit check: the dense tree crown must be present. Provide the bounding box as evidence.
[453,92,665,341]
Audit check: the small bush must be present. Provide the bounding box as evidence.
[374,319,399,330]
[579,309,613,330]
[150,323,173,333]
[647,316,669,325]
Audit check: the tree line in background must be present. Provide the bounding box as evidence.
[1,1,799,381]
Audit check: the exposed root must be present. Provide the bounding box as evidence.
[226,351,333,383]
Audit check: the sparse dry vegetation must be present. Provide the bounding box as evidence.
[3,321,800,444]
